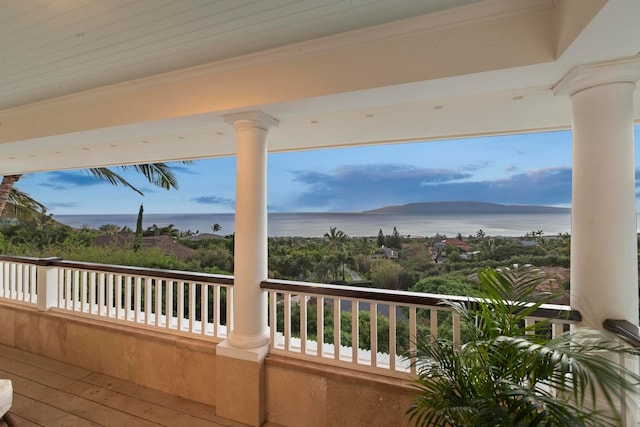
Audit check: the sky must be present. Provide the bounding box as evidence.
[14,126,640,216]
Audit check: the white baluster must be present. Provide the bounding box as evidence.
[370,303,378,368]
[317,296,324,358]
[300,295,307,355]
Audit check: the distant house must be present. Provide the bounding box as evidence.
[442,238,472,252]
[460,251,481,260]
[372,245,398,260]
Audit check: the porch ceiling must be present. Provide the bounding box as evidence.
[0,0,639,175]
[1,0,485,110]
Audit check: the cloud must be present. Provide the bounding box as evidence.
[39,182,66,190]
[459,161,492,172]
[45,202,78,209]
[291,164,471,211]
[289,164,573,211]
[39,172,156,195]
[421,168,573,206]
[43,171,102,188]
[505,165,518,172]
[192,195,235,208]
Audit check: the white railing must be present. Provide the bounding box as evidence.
[0,256,41,305]
[262,279,581,378]
[0,256,233,342]
[0,256,581,377]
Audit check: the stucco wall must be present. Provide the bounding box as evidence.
[0,301,217,406]
[0,302,418,426]
[266,355,415,426]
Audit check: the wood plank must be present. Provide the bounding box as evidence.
[3,413,42,427]
[41,391,159,427]
[80,373,226,424]
[11,394,101,427]
[0,345,247,426]
[64,381,225,427]
[0,369,53,401]
[0,344,90,380]
[1,369,159,427]
[0,356,76,390]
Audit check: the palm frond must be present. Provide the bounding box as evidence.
[0,162,189,218]
[407,264,640,427]
[87,161,189,196]
[117,162,181,191]
[86,168,144,196]
[6,188,47,220]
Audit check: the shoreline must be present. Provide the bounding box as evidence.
[52,212,573,238]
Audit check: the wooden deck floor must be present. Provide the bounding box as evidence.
[0,344,247,427]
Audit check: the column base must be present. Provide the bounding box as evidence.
[215,340,269,426]
[227,330,270,349]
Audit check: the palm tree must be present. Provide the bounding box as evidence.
[159,224,180,239]
[324,226,347,254]
[0,162,183,218]
[98,224,121,235]
[145,224,161,236]
[407,264,640,426]
[334,250,355,281]
[0,176,47,220]
[478,237,496,258]
[313,258,332,282]
[357,237,375,256]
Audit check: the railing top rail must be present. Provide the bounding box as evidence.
[261,278,581,321]
[0,255,234,285]
[603,319,640,347]
[0,255,62,266]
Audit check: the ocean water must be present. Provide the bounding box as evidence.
[53,212,572,238]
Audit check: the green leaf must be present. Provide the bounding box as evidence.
[406,264,640,427]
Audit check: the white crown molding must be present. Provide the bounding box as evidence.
[553,55,640,96]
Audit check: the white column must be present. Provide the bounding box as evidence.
[224,111,278,349]
[554,57,640,330]
[555,57,640,427]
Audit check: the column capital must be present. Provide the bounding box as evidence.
[223,110,279,131]
[553,55,640,96]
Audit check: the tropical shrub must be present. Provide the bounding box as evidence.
[407,264,640,427]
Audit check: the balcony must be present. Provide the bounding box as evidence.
[0,343,235,426]
[0,255,579,426]
[3,2,640,425]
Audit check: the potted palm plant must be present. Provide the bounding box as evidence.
[407,265,640,426]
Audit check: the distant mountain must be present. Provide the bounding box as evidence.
[363,201,570,215]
